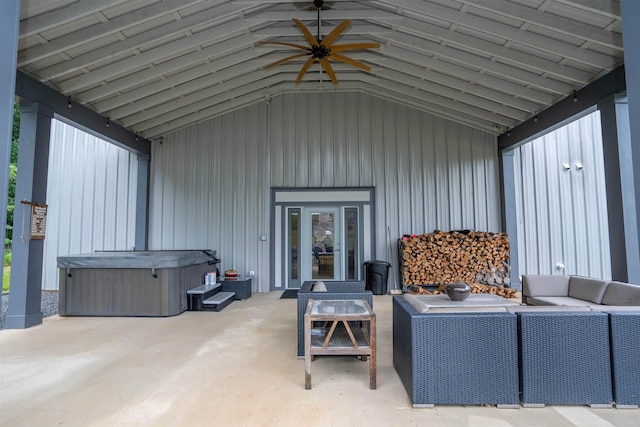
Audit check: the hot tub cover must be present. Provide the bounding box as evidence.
[57,250,219,269]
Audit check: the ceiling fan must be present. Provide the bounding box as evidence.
[259,0,380,85]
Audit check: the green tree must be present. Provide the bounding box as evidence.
[5,103,19,248]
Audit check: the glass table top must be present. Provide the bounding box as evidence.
[310,299,370,315]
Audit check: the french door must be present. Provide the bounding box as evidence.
[272,188,374,291]
[285,206,361,289]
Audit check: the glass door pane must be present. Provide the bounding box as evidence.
[344,207,359,280]
[311,211,335,280]
[288,208,301,288]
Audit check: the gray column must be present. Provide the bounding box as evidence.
[499,150,520,290]
[135,154,150,250]
[0,0,20,285]
[621,0,640,278]
[5,103,53,329]
[599,94,640,283]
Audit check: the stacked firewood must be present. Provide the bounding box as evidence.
[400,229,512,288]
[407,283,518,299]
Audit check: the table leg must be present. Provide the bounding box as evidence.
[369,314,377,390]
[304,312,312,389]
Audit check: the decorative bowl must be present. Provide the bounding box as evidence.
[224,269,238,278]
[446,281,471,301]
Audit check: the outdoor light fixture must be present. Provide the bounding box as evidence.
[573,90,578,102]
[534,112,538,122]
[106,117,110,127]
[67,96,72,109]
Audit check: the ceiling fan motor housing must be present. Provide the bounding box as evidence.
[311,44,331,59]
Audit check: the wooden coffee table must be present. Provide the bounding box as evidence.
[304,299,376,390]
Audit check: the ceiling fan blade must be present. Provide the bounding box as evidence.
[330,53,371,72]
[258,41,311,51]
[296,57,316,84]
[319,58,338,85]
[263,52,310,69]
[329,42,381,52]
[321,19,351,46]
[293,18,319,47]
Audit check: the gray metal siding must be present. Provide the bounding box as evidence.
[514,111,611,279]
[42,119,138,290]
[150,92,502,292]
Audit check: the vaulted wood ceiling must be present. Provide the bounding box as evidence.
[17,0,623,139]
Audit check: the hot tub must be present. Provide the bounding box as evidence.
[57,250,220,317]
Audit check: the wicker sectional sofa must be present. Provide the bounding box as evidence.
[393,290,640,408]
[522,275,640,308]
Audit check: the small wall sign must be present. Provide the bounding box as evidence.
[20,200,48,240]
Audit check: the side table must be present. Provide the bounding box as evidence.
[304,299,376,390]
[220,276,252,300]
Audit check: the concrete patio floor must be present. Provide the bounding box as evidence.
[1,292,639,427]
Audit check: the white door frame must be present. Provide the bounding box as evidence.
[271,188,375,291]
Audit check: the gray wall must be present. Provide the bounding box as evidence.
[514,111,611,279]
[42,119,138,290]
[149,93,502,292]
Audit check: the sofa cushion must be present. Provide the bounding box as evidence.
[527,296,593,306]
[601,281,640,306]
[589,305,640,312]
[402,296,509,313]
[426,306,507,313]
[522,275,570,297]
[506,305,590,313]
[403,294,430,313]
[568,276,610,304]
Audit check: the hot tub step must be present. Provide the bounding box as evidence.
[203,292,235,312]
[187,283,222,311]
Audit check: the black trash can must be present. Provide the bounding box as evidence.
[364,260,391,295]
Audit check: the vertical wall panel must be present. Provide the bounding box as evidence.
[332,93,344,187]
[150,92,502,292]
[357,93,373,186]
[345,95,361,186]
[406,108,423,232]
[515,111,611,279]
[421,114,438,230]
[42,120,138,290]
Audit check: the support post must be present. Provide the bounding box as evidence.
[135,154,150,250]
[621,0,640,283]
[599,94,640,283]
[4,103,53,329]
[499,150,520,290]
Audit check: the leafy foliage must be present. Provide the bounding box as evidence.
[11,103,20,163]
[5,103,19,248]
